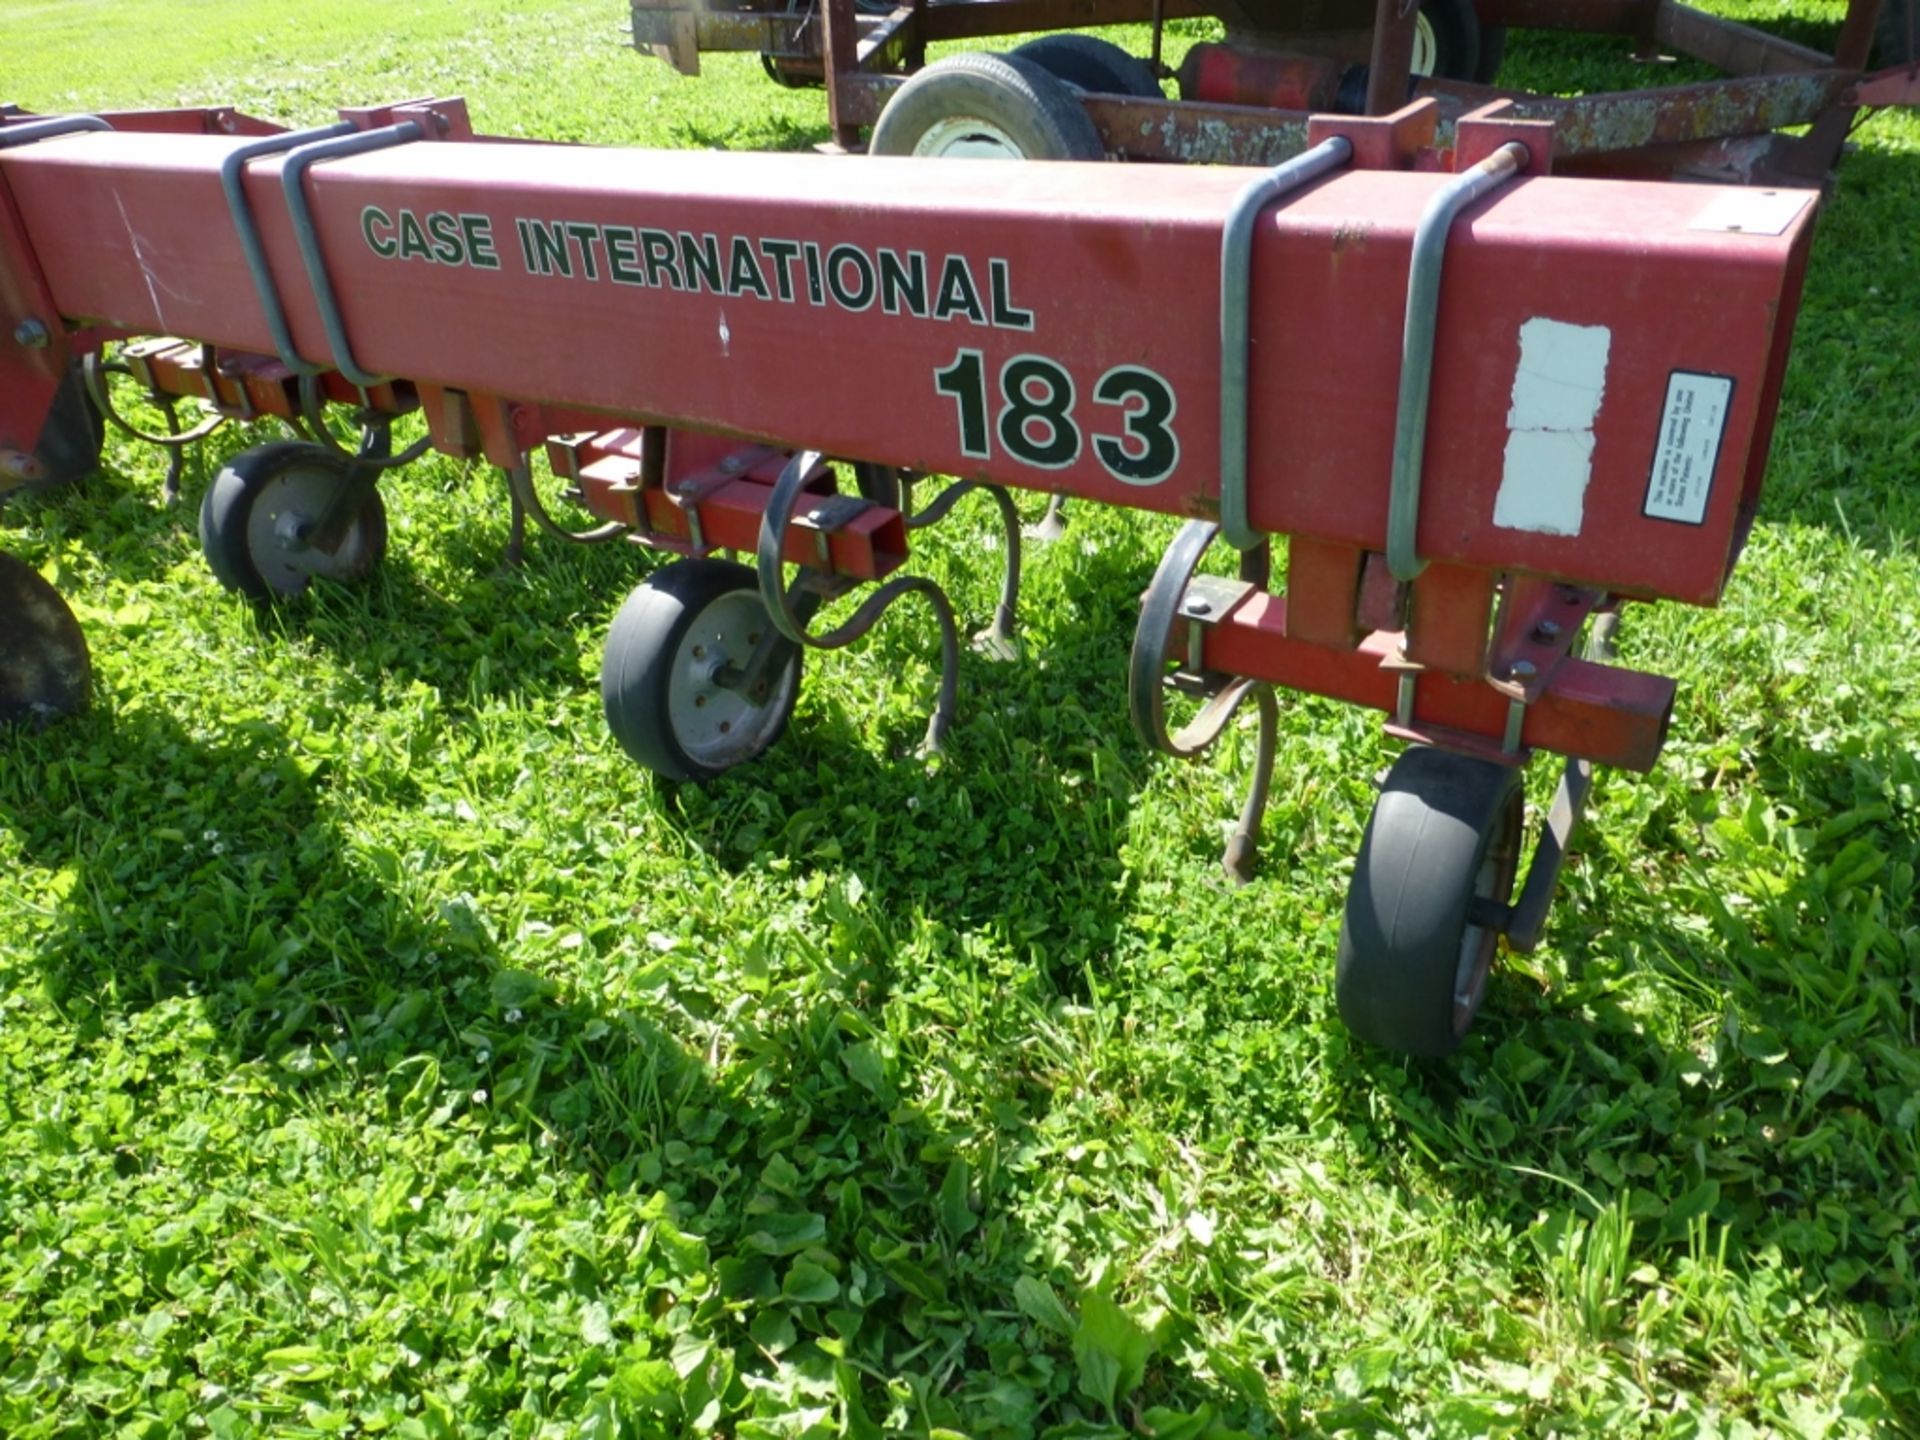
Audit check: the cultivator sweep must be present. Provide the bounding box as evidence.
[0,94,1818,1054]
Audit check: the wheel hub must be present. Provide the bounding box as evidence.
[667,592,793,768]
[244,461,376,593]
[912,116,1029,159]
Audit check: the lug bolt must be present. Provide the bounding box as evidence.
[13,318,49,349]
[693,693,708,708]
[691,644,705,659]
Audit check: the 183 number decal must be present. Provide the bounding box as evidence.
[933,349,1179,486]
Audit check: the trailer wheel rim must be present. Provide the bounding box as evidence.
[1411,12,1439,76]
[666,588,798,769]
[910,115,1030,159]
[243,457,384,596]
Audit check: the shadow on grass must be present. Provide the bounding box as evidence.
[1334,718,1920,1427]
[0,682,1261,1432]
[641,508,1166,986]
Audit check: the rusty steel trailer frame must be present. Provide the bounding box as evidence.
[0,94,1819,1053]
[629,0,1920,182]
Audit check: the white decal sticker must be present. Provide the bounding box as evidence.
[1644,371,1733,526]
[1687,189,1814,237]
[1494,317,1612,537]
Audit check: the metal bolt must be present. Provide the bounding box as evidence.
[1532,620,1561,641]
[13,318,49,349]
[693,693,707,708]
[1188,598,1212,616]
[691,644,705,659]
[1510,660,1537,680]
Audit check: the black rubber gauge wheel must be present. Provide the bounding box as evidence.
[198,441,387,600]
[601,558,803,783]
[1335,746,1525,1057]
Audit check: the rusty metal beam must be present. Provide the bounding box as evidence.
[857,5,918,67]
[830,73,903,126]
[1083,94,1318,164]
[915,0,1215,38]
[1510,69,1856,154]
[1653,1,1834,74]
[1472,0,1653,32]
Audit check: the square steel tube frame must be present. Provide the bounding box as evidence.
[0,108,1818,771]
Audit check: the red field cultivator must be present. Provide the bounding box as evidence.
[0,88,1826,1053]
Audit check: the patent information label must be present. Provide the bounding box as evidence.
[1644,371,1733,527]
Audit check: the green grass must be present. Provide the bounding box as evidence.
[3,2,1919,1436]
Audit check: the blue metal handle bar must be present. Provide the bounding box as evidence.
[219,121,357,374]
[0,115,111,148]
[1217,135,1353,554]
[1387,140,1530,582]
[280,121,426,388]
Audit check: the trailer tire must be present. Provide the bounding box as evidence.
[1411,0,1489,84]
[0,552,90,726]
[1335,746,1524,1058]
[602,558,803,783]
[199,441,387,600]
[1876,0,1916,65]
[1469,18,1507,84]
[1009,35,1163,97]
[871,52,1106,159]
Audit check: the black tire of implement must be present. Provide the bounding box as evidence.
[0,552,91,726]
[870,52,1107,159]
[1335,746,1525,1058]
[1876,0,1917,65]
[198,440,388,600]
[1415,0,1483,83]
[601,557,803,784]
[1009,34,1164,97]
[1472,20,1508,84]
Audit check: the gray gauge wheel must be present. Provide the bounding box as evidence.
[198,441,387,600]
[1335,746,1525,1058]
[1009,35,1162,97]
[871,52,1105,160]
[0,552,90,725]
[602,558,803,783]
